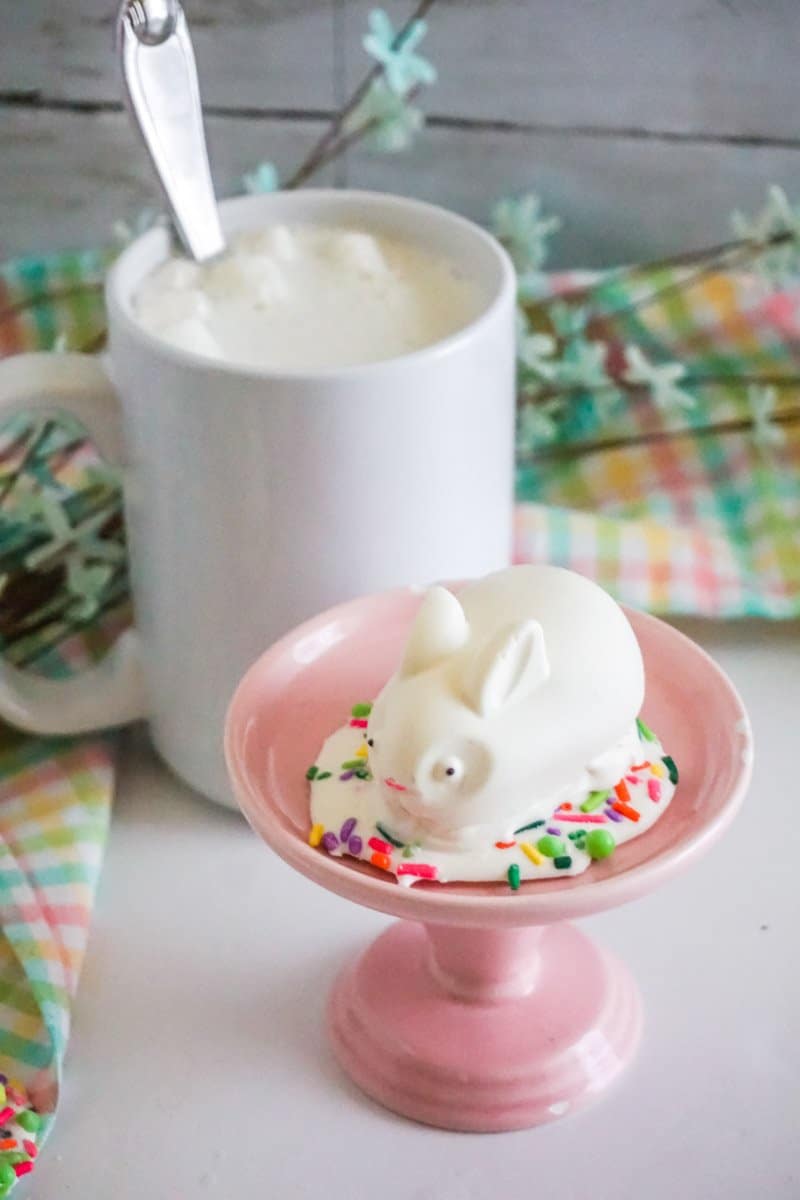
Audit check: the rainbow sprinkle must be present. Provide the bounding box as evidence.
[614,779,632,805]
[556,812,607,824]
[581,790,609,813]
[375,823,405,848]
[637,716,657,742]
[340,817,357,842]
[662,755,679,785]
[0,1078,42,1192]
[397,862,438,879]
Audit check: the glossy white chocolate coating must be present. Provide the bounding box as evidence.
[367,565,645,850]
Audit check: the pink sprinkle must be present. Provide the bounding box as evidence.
[368,836,392,854]
[648,778,662,802]
[0,1107,14,1125]
[350,718,368,728]
[557,812,607,824]
[397,862,438,879]
[14,1161,33,1178]
[625,774,638,784]
[22,1140,37,1158]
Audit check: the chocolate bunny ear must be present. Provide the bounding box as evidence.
[400,586,469,677]
[463,619,550,717]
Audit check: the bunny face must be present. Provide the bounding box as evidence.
[368,685,496,847]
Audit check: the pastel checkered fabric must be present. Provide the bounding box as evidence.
[516,270,800,616]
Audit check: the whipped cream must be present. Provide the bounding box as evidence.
[132,225,483,370]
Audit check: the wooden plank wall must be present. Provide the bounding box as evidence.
[1,1,798,265]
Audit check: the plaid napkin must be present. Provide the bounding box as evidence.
[516,270,800,617]
[0,252,120,1191]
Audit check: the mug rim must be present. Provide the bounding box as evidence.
[105,189,516,383]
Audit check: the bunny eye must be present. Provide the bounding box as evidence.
[432,757,464,784]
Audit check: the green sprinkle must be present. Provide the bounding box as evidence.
[507,863,521,890]
[537,835,565,858]
[16,1110,41,1133]
[401,845,415,858]
[568,830,586,842]
[514,818,546,835]
[553,856,572,870]
[351,702,373,718]
[316,771,332,781]
[0,1085,5,1106]
[636,716,657,743]
[354,769,372,780]
[0,1161,14,1190]
[305,765,319,781]
[585,829,616,859]
[662,755,679,785]
[376,822,405,848]
[1,1153,27,1165]
[581,790,610,813]
[341,759,365,771]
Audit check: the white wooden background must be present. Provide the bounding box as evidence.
[1,0,799,265]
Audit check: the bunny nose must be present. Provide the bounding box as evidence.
[384,777,408,793]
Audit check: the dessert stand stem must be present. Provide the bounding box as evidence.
[424,922,543,1001]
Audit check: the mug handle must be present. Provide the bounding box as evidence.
[0,352,147,735]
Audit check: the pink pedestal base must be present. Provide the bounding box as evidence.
[327,920,642,1132]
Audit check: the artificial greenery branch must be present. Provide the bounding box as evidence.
[284,1,438,190]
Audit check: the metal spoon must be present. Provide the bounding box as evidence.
[117,0,226,262]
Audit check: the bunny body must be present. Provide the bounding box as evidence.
[368,564,645,850]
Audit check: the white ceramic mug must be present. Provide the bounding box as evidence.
[0,190,516,806]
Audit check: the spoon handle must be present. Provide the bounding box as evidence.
[117,0,226,263]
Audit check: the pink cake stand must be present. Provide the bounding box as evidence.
[225,587,752,1133]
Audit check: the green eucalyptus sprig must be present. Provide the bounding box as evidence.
[242,2,439,196]
[499,186,800,457]
[0,419,128,661]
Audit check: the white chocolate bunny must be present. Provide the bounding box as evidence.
[368,565,645,850]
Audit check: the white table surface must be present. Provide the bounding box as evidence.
[21,618,799,1200]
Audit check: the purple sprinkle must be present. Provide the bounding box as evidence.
[0,1075,7,1085]
[547,826,561,836]
[348,835,363,855]
[340,817,357,842]
[321,832,339,853]
[339,771,355,781]
[605,807,623,823]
